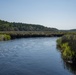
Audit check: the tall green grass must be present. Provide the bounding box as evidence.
[0,34,11,41]
[57,35,76,63]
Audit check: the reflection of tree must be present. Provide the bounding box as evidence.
[63,61,76,75]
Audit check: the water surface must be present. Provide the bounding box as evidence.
[0,37,75,75]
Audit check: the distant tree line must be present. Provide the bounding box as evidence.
[0,20,58,31]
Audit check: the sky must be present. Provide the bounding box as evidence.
[0,0,76,30]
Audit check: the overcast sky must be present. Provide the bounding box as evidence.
[0,0,76,30]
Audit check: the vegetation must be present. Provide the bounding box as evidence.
[0,34,11,41]
[0,31,65,39]
[57,35,76,63]
[0,19,58,31]
[0,19,76,40]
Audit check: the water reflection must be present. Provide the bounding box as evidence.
[63,60,76,75]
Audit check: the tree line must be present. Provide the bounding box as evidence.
[0,19,58,31]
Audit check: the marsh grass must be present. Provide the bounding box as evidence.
[0,34,11,41]
[57,35,76,63]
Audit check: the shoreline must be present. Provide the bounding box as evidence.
[0,31,64,39]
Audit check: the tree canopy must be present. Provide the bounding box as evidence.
[0,19,58,31]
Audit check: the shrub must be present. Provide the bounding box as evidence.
[57,35,76,63]
[0,34,11,41]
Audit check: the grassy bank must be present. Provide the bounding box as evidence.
[0,31,65,39]
[0,34,11,41]
[0,31,76,40]
[57,35,76,63]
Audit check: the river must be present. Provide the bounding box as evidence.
[0,37,75,75]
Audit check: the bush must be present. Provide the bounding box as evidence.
[57,35,76,63]
[0,34,11,41]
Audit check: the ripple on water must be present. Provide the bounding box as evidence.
[0,37,74,75]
